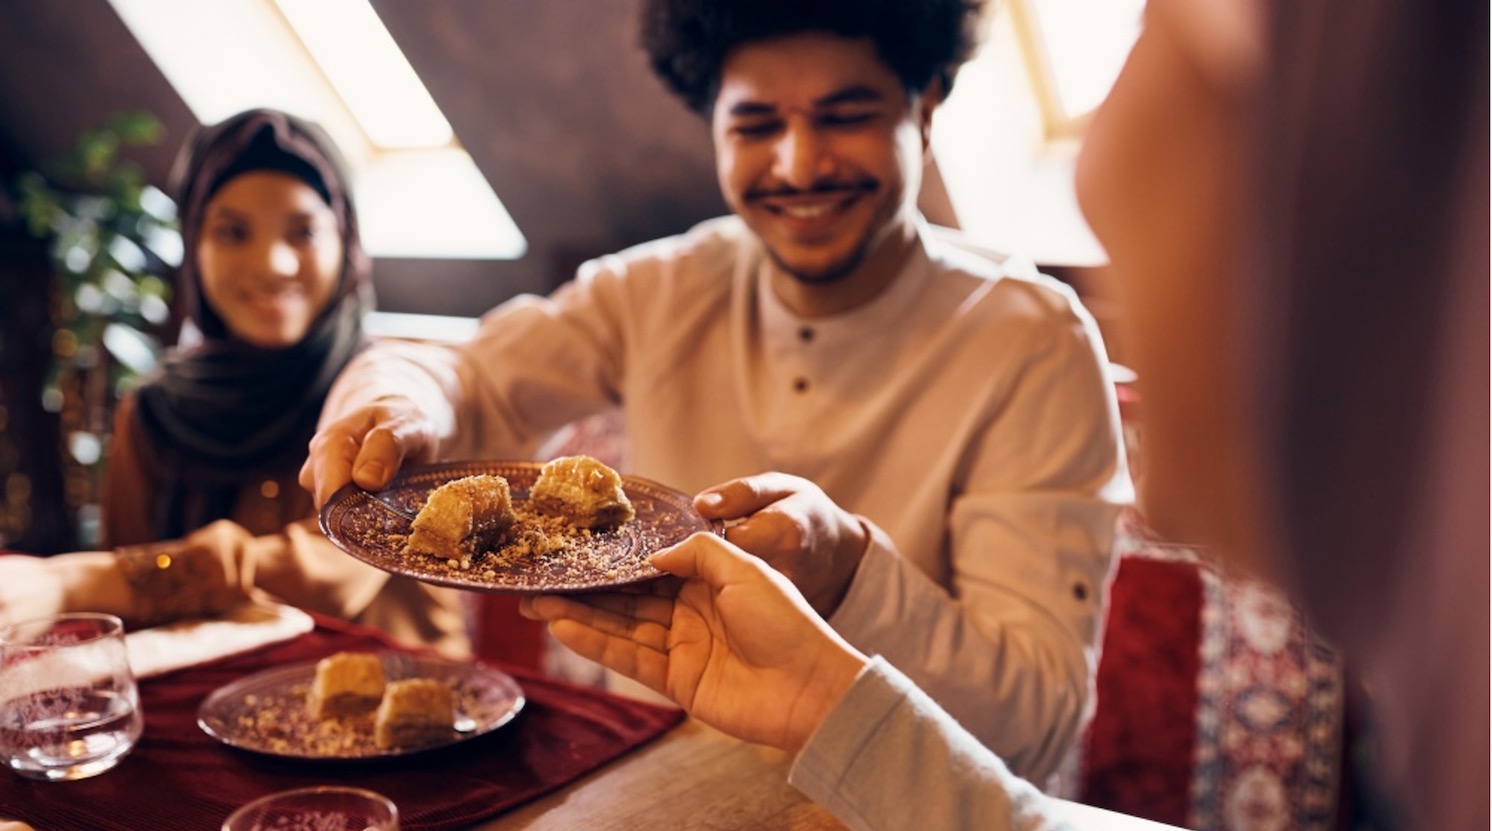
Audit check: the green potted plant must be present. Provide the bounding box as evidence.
[14,110,180,546]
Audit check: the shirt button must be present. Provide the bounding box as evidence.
[260,480,280,499]
[793,377,809,393]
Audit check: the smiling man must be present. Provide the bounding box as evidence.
[302,0,1131,785]
[709,33,925,315]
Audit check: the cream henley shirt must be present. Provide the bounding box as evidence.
[321,215,1133,783]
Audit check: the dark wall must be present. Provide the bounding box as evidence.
[372,0,725,312]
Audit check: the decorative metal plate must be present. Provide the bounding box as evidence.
[320,460,720,594]
[197,652,524,761]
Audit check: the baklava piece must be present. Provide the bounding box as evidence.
[406,474,516,561]
[529,455,635,529]
[373,678,455,749]
[308,651,386,719]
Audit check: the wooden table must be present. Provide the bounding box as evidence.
[473,718,844,829]
[0,715,1182,831]
[470,718,1183,830]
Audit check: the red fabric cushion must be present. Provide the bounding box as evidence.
[1081,554,1203,826]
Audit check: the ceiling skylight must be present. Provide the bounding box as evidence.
[358,149,525,260]
[106,0,330,130]
[104,0,525,260]
[274,0,452,149]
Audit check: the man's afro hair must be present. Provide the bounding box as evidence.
[640,0,988,115]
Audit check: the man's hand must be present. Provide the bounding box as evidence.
[522,532,868,755]
[692,473,869,617]
[299,397,441,506]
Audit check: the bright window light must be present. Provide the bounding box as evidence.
[930,7,1111,265]
[1028,0,1144,120]
[356,149,527,260]
[275,0,453,149]
[103,0,526,260]
[366,311,480,343]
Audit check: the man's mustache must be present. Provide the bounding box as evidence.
[743,179,878,201]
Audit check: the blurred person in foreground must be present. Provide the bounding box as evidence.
[523,0,1488,827]
[0,109,469,657]
[299,0,1131,785]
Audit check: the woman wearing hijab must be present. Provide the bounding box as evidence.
[0,109,469,658]
[105,107,373,550]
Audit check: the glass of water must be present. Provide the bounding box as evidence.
[223,786,400,831]
[0,612,143,781]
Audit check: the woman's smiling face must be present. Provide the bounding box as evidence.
[196,171,344,348]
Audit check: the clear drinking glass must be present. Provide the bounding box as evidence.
[222,786,400,831]
[0,612,143,781]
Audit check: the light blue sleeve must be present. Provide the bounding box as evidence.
[789,657,1076,831]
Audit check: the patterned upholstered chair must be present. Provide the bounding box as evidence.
[1077,511,1354,830]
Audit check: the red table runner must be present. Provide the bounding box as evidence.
[0,613,685,831]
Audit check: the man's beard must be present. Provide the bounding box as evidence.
[763,238,871,286]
